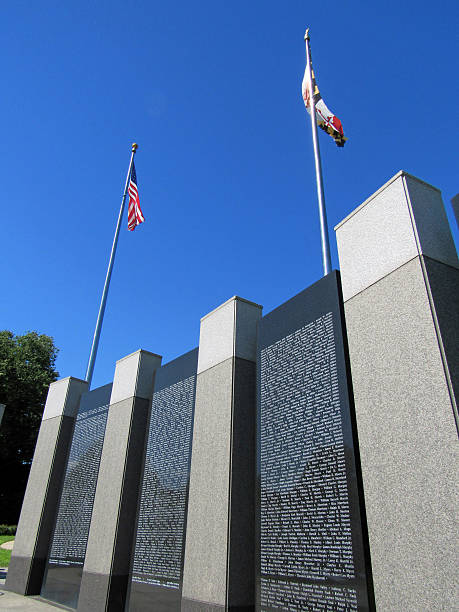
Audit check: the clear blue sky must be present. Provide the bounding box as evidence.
[2,0,458,388]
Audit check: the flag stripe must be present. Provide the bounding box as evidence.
[127,161,145,231]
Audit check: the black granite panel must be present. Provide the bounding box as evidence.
[33,416,77,562]
[40,565,83,608]
[111,397,151,579]
[40,383,113,609]
[227,357,256,609]
[423,256,459,420]
[128,349,198,611]
[256,272,374,611]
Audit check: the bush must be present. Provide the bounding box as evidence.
[0,525,16,535]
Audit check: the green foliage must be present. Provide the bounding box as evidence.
[0,525,16,535]
[0,331,59,523]
[0,535,15,567]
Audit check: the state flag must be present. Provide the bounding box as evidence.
[302,59,347,147]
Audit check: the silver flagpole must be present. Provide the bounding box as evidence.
[304,29,332,276]
[85,142,138,386]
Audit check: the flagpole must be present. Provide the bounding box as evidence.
[304,29,332,277]
[85,143,138,386]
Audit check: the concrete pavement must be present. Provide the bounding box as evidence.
[0,590,69,610]
[0,570,68,611]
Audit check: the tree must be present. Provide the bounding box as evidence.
[0,331,59,524]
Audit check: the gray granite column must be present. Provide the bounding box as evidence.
[335,171,459,611]
[6,376,89,595]
[77,349,162,612]
[182,296,262,612]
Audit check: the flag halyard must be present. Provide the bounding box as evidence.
[302,63,347,147]
[127,162,145,231]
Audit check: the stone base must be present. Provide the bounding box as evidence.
[5,555,46,595]
[77,571,129,612]
[181,596,254,611]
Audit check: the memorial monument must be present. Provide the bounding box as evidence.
[256,272,373,610]
[6,171,459,611]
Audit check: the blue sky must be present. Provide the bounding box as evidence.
[2,0,458,388]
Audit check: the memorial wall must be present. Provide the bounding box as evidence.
[32,280,375,612]
[40,383,113,609]
[256,272,374,611]
[127,348,198,612]
[8,172,456,612]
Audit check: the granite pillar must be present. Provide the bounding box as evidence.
[335,171,459,611]
[6,377,89,595]
[77,349,162,612]
[181,296,262,611]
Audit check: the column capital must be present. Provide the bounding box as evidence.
[335,170,459,302]
[110,349,162,404]
[42,376,89,420]
[197,296,262,374]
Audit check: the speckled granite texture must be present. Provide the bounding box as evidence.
[336,172,459,612]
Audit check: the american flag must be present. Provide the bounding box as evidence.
[127,162,144,231]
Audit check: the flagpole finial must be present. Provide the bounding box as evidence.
[132,143,138,153]
[304,28,310,41]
